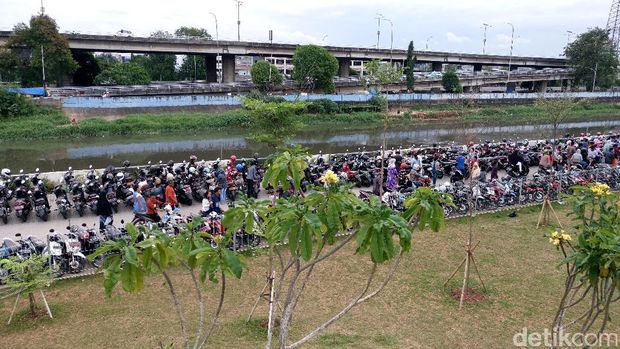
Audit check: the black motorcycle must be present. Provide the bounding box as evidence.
[54,185,71,219]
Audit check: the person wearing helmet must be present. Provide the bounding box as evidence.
[152,177,164,201]
[0,168,11,180]
[165,176,178,210]
[189,155,198,166]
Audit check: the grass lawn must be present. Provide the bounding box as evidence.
[1,205,619,348]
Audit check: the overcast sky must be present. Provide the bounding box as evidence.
[0,0,612,57]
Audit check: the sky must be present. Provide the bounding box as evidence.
[0,0,612,57]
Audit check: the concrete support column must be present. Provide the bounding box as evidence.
[205,54,217,83]
[338,58,351,78]
[222,54,236,83]
[432,62,443,72]
[473,63,483,72]
[534,80,548,93]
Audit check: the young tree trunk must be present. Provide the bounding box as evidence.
[28,292,36,314]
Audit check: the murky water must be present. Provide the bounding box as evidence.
[2,118,620,172]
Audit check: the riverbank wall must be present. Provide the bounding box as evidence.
[39,92,620,120]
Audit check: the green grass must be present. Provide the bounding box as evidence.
[2,206,618,349]
[1,101,620,141]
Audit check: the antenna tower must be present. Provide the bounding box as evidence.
[607,0,620,52]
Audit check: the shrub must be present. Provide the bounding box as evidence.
[368,95,387,110]
[0,90,35,117]
[307,98,339,114]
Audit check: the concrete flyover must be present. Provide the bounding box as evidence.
[0,31,566,83]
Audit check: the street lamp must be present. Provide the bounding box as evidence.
[381,16,394,63]
[321,35,328,45]
[425,36,433,51]
[375,13,383,49]
[506,22,515,89]
[234,0,243,42]
[566,30,573,47]
[580,63,599,92]
[482,23,491,54]
[209,12,221,83]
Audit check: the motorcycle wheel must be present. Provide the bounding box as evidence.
[61,210,68,219]
[77,206,84,217]
[20,214,28,222]
[250,234,261,247]
[113,204,119,213]
[1,215,6,224]
[534,192,544,203]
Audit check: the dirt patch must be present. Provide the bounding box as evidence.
[19,308,51,321]
[451,287,487,303]
[259,318,280,329]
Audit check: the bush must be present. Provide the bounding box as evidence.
[0,90,35,117]
[368,95,387,110]
[94,62,151,86]
[307,99,339,114]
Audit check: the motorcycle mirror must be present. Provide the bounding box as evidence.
[35,167,39,172]
[68,166,72,171]
[89,165,93,169]
[49,229,55,233]
[19,169,23,174]
[148,161,152,165]
[27,190,32,195]
[82,223,87,227]
[66,226,70,230]
[15,233,21,238]
[120,219,125,224]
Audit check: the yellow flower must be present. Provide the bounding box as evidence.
[590,183,610,197]
[553,239,561,246]
[551,231,559,238]
[561,233,571,241]
[320,170,339,185]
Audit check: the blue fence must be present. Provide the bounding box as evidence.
[62,92,620,109]
[3,87,46,96]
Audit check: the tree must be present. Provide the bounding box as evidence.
[0,255,54,322]
[364,60,403,87]
[404,41,416,91]
[442,68,462,93]
[242,98,307,148]
[223,147,451,349]
[565,28,618,91]
[292,45,338,93]
[0,47,19,82]
[95,53,121,72]
[534,95,579,138]
[140,31,178,81]
[92,221,243,349]
[94,62,151,85]
[549,184,620,346]
[3,14,77,87]
[251,60,283,92]
[72,51,101,86]
[175,27,211,81]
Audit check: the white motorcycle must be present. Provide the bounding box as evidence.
[43,229,87,276]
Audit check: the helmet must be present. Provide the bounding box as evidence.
[166,173,174,182]
[116,172,124,181]
[236,163,244,171]
[230,155,237,163]
[413,164,420,171]
[189,167,196,174]
[189,155,197,162]
[106,173,114,180]
[167,160,175,167]
[0,168,11,178]
[122,160,131,167]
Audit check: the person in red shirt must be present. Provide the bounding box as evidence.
[146,192,163,222]
[165,180,178,208]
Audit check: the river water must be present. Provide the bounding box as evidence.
[2,118,620,172]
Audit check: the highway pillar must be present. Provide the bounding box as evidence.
[473,63,483,72]
[338,58,351,78]
[222,54,236,83]
[534,80,548,93]
[205,54,218,83]
[432,62,443,72]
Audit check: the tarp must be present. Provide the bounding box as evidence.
[3,87,46,96]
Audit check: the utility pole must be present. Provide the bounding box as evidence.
[40,0,45,14]
[235,0,243,42]
[41,45,47,94]
[210,12,221,83]
[375,13,383,49]
[425,36,433,51]
[382,17,394,63]
[592,61,599,92]
[482,23,491,54]
[506,22,515,91]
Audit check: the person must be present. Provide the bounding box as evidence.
[201,192,211,217]
[210,187,222,214]
[132,184,147,216]
[570,149,584,167]
[372,169,382,196]
[146,192,163,222]
[470,162,481,181]
[410,149,422,168]
[165,179,178,210]
[456,152,466,174]
[152,177,164,201]
[246,160,259,198]
[216,164,228,203]
[539,150,552,170]
[430,155,440,186]
[96,188,114,230]
[490,160,499,180]
[386,159,398,190]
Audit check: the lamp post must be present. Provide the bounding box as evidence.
[581,63,599,92]
[382,17,394,63]
[425,36,433,51]
[482,23,491,54]
[375,13,383,49]
[506,22,515,89]
[234,0,243,42]
[209,12,221,83]
[566,30,573,47]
